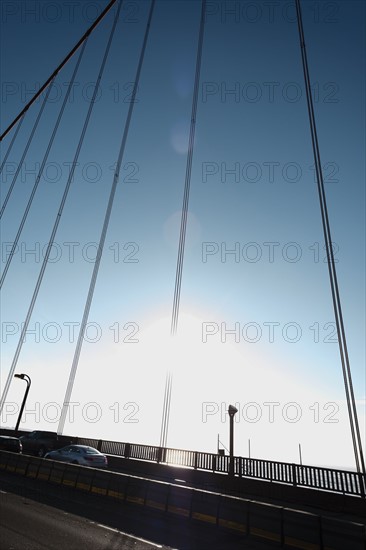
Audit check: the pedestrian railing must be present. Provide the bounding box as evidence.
[1,428,364,497]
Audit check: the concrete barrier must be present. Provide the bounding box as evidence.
[14,454,30,476]
[145,479,170,512]
[1,450,365,549]
[37,460,53,482]
[167,485,191,518]
[25,457,41,479]
[283,508,322,550]
[48,461,66,485]
[61,464,80,488]
[90,469,112,497]
[106,454,366,517]
[191,488,220,525]
[75,466,95,492]
[106,471,129,501]
[249,501,283,544]
[322,516,366,550]
[218,494,248,533]
[2,450,19,473]
[124,477,147,506]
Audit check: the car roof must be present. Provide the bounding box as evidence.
[0,435,20,440]
[67,445,98,450]
[32,430,57,435]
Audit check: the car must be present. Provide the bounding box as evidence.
[19,430,75,457]
[0,435,22,453]
[45,445,108,468]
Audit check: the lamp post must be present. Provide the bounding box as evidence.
[14,373,31,432]
[228,404,238,476]
[299,443,303,466]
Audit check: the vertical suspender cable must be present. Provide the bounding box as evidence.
[0,2,121,416]
[0,114,25,174]
[159,371,172,450]
[58,0,156,435]
[0,82,54,219]
[0,41,88,290]
[159,373,170,451]
[295,0,365,477]
[160,0,207,449]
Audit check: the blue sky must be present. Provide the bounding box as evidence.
[0,0,365,469]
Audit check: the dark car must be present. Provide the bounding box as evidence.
[0,435,22,453]
[19,430,75,457]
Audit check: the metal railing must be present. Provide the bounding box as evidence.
[76,437,364,497]
[1,428,364,497]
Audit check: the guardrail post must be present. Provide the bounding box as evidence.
[157,447,163,464]
[228,406,237,476]
[359,473,366,498]
[194,452,198,470]
[212,454,216,473]
[97,439,102,451]
[292,463,297,487]
[124,443,130,459]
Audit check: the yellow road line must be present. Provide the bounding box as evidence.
[192,512,216,524]
[49,476,62,483]
[76,482,91,491]
[91,486,107,495]
[250,526,281,542]
[167,505,190,517]
[218,518,246,533]
[107,489,124,499]
[145,500,166,511]
[62,479,76,487]
[126,495,144,505]
[284,536,320,550]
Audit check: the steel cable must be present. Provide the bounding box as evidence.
[0,82,54,219]
[160,0,207,449]
[0,114,25,174]
[0,2,122,415]
[0,41,88,290]
[295,0,365,476]
[57,0,156,434]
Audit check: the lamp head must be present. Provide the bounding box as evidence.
[228,404,238,417]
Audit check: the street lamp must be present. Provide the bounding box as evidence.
[14,373,31,431]
[228,404,238,476]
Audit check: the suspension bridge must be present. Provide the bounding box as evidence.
[0,0,365,480]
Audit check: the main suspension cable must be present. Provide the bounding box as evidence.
[0,0,119,142]
[58,0,156,435]
[0,2,121,416]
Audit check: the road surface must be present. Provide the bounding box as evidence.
[1,489,169,550]
[0,472,272,550]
